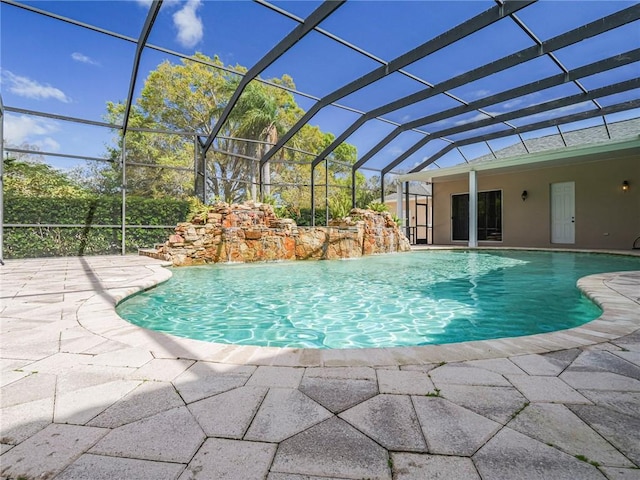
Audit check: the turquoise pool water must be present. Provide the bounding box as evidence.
[117,250,640,349]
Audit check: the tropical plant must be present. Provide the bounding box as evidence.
[366,201,388,213]
[328,195,351,220]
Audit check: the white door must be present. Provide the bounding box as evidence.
[551,181,575,244]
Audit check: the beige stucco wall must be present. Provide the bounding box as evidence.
[385,197,433,244]
[432,154,640,249]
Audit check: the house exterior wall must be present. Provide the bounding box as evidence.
[385,196,433,244]
[432,154,639,249]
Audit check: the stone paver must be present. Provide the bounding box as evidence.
[267,474,351,480]
[188,385,267,438]
[87,381,186,428]
[474,427,607,480]
[57,364,138,392]
[506,374,592,403]
[430,365,511,387]
[569,404,640,465]
[246,366,305,388]
[1,372,56,408]
[0,444,14,454]
[542,348,582,365]
[245,388,332,442]
[510,354,567,376]
[1,255,639,480]
[568,351,640,380]
[391,453,481,479]
[90,406,205,463]
[578,390,640,419]
[413,396,501,456]
[0,327,59,360]
[0,366,31,388]
[19,352,89,375]
[612,350,640,368]
[299,376,378,413]
[54,379,142,424]
[172,361,255,403]
[271,417,391,479]
[0,397,54,444]
[56,453,185,480]
[339,394,427,452]
[376,369,435,395]
[463,358,525,375]
[304,366,376,380]
[438,384,528,424]
[599,467,640,480]
[0,424,108,480]
[179,438,276,480]
[130,358,195,382]
[88,347,154,368]
[508,403,633,467]
[559,371,640,391]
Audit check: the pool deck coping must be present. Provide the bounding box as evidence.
[32,247,640,367]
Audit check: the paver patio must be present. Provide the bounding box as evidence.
[1,254,639,479]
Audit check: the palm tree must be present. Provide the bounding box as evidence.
[229,80,289,200]
[261,121,278,197]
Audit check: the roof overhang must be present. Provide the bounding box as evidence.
[397,137,640,184]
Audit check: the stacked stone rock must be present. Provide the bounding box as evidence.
[330,209,405,256]
[150,202,410,266]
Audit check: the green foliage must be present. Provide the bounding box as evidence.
[260,194,278,206]
[425,388,441,397]
[186,196,210,222]
[355,174,382,208]
[328,195,351,220]
[4,154,90,198]
[574,455,600,467]
[274,205,326,226]
[2,54,373,259]
[4,195,190,258]
[94,53,359,208]
[366,201,388,213]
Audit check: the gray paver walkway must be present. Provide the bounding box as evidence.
[1,255,640,479]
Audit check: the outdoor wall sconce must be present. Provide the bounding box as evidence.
[622,180,630,192]
[521,190,528,201]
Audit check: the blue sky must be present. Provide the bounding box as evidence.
[1,0,638,175]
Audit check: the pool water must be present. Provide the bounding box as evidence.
[117,250,640,349]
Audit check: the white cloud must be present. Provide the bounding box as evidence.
[173,0,203,48]
[515,102,592,124]
[469,89,491,99]
[4,114,61,151]
[1,71,70,103]
[71,52,100,66]
[386,146,405,156]
[454,112,493,126]
[501,98,523,110]
[136,0,153,6]
[35,137,61,152]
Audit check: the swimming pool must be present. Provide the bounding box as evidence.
[117,250,640,349]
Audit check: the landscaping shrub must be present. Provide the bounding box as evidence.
[3,195,189,258]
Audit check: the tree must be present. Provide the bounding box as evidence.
[91,53,359,207]
[3,146,89,198]
[225,78,297,200]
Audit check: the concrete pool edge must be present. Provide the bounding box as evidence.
[76,250,640,367]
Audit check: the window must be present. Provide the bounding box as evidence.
[452,190,502,241]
